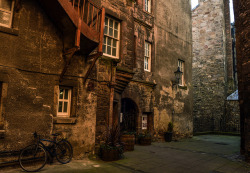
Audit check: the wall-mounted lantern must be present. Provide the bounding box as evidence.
[173,67,183,88]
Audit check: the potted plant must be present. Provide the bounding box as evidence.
[100,125,123,161]
[164,122,173,142]
[138,132,152,145]
[120,131,136,151]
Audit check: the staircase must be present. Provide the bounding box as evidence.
[38,0,105,81]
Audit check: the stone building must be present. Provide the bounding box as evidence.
[0,0,192,159]
[233,0,250,162]
[192,0,239,133]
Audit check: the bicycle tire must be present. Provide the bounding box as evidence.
[56,140,73,164]
[19,144,47,172]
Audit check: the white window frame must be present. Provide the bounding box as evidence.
[0,0,15,28]
[144,41,151,72]
[57,87,72,117]
[103,16,120,59]
[145,0,151,13]
[178,60,184,86]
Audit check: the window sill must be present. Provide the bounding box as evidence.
[53,117,77,124]
[0,130,5,139]
[142,10,154,17]
[178,85,187,90]
[0,26,19,36]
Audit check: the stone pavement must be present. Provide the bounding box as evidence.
[3,135,250,173]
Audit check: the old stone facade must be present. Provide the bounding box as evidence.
[153,0,193,139]
[0,0,192,160]
[192,0,239,133]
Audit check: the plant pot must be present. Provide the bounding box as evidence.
[164,132,173,142]
[100,147,121,161]
[138,136,151,145]
[120,134,135,151]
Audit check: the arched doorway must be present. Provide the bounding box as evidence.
[121,98,138,132]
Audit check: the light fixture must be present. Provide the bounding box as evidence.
[173,67,183,87]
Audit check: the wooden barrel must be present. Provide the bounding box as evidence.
[120,134,135,151]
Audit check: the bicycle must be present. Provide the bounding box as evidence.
[19,132,73,172]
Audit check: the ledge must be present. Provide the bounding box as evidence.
[53,117,77,124]
[0,26,19,36]
[178,85,188,90]
[131,79,157,88]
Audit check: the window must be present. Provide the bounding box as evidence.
[178,60,184,86]
[0,0,15,28]
[145,0,151,13]
[103,17,120,58]
[57,87,72,117]
[144,42,151,72]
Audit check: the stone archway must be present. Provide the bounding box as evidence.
[121,98,139,132]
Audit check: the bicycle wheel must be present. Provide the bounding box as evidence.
[56,140,73,164]
[19,144,47,172]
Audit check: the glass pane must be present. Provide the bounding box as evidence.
[114,30,118,38]
[105,17,108,25]
[109,19,113,28]
[107,46,111,55]
[63,102,68,113]
[103,45,106,53]
[0,0,12,11]
[103,36,106,44]
[109,19,113,36]
[113,40,117,48]
[58,102,63,112]
[59,89,64,99]
[109,27,113,37]
[107,37,112,46]
[115,22,118,30]
[64,89,68,99]
[104,26,108,35]
[112,48,116,56]
[0,11,11,26]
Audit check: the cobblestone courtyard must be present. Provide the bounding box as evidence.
[3,135,250,173]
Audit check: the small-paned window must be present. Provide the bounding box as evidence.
[0,0,15,28]
[145,0,151,13]
[144,42,151,72]
[103,16,120,58]
[57,87,72,117]
[178,60,184,86]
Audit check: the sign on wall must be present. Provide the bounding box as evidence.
[142,114,147,130]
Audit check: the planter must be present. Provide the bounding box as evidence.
[100,147,121,161]
[138,136,151,145]
[164,132,173,142]
[120,134,135,151]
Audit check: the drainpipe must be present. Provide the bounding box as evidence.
[108,61,117,127]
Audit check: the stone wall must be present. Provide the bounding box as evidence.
[192,0,235,132]
[0,0,97,158]
[153,0,193,139]
[223,101,240,132]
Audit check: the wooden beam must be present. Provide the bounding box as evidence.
[98,8,105,52]
[83,52,103,84]
[59,47,79,82]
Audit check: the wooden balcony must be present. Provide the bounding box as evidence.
[38,0,105,55]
